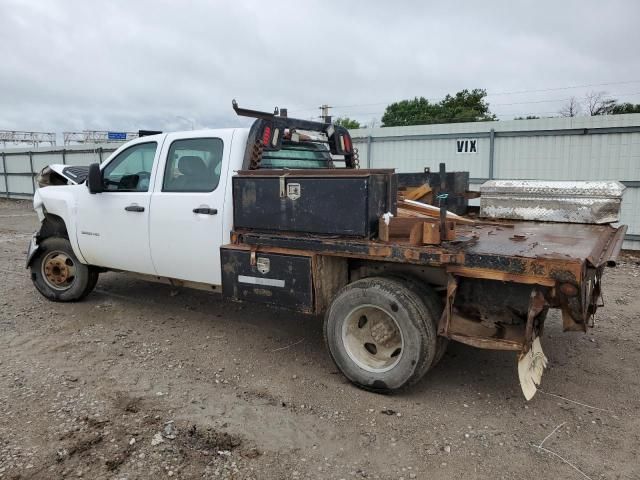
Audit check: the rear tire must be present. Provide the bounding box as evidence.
[393,275,449,367]
[324,276,438,393]
[30,236,98,302]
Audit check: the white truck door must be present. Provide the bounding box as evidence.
[75,140,161,274]
[148,132,232,285]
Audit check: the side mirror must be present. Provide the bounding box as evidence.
[87,163,103,194]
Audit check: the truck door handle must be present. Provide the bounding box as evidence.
[193,207,218,215]
[124,205,145,212]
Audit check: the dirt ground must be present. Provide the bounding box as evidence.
[0,198,638,480]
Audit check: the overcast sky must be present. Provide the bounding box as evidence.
[1,0,639,135]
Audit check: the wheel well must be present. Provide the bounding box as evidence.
[348,259,447,289]
[39,214,69,240]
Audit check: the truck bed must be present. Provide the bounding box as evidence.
[233,220,625,281]
[230,219,626,349]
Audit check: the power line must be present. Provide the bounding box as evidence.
[491,91,640,107]
[287,80,640,116]
[488,79,640,96]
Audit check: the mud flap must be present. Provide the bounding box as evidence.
[518,336,547,400]
[25,233,39,268]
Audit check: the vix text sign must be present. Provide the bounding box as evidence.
[456,138,478,154]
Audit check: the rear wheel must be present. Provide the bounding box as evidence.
[394,275,449,367]
[324,276,438,392]
[30,237,98,302]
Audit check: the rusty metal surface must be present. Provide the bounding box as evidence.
[480,180,625,224]
[233,222,625,340]
[235,222,624,282]
[232,220,624,330]
[234,222,625,286]
[436,276,550,353]
[600,224,627,267]
[459,221,622,266]
[235,230,465,267]
[236,168,394,177]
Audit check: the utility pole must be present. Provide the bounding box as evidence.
[175,116,195,130]
[319,104,332,123]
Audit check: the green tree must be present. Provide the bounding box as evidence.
[515,115,541,120]
[334,117,361,129]
[381,89,496,127]
[611,102,640,114]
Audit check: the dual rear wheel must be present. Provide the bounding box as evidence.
[324,276,446,392]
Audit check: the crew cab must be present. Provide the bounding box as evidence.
[28,102,627,398]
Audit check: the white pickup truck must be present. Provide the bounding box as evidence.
[31,127,253,296]
[28,103,626,397]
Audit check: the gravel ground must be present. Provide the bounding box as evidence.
[0,198,638,480]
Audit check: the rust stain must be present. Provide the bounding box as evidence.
[449,333,522,351]
[403,249,420,261]
[368,245,393,257]
[447,266,556,287]
[445,311,525,351]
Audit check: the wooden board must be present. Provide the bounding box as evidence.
[422,222,440,244]
[379,217,429,245]
[399,199,477,225]
[404,184,432,201]
[379,216,452,245]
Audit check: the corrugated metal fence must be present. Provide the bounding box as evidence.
[351,114,640,249]
[0,144,118,199]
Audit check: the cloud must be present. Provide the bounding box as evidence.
[1,0,639,134]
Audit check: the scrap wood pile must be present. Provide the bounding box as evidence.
[396,184,474,224]
[381,184,504,246]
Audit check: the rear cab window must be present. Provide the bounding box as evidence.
[261,140,333,169]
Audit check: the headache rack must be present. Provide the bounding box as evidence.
[232,100,358,170]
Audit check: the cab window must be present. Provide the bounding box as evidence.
[102,142,157,192]
[163,138,224,192]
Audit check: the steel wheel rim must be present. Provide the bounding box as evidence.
[41,250,77,291]
[342,304,404,373]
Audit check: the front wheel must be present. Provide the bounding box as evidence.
[324,276,438,393]
[30,237,98,302]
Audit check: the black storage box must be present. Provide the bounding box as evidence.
[221,247,313,312]
[232,169,397,237]
[396,171,470,215]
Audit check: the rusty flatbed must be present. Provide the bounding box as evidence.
[223,104,629,396]
[463,221,626,267]
[233,220,625,281]
[231,220,626,352]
